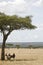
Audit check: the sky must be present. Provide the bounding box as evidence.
[0,0,43,42]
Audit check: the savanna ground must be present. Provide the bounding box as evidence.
[0,48,43,65]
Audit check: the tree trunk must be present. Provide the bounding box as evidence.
[1,35,7,60]
[1,30,11,60]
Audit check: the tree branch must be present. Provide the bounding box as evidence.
[6,26,13,37]
[6,30,11,37]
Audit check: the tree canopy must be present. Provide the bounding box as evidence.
[0,12,36,33]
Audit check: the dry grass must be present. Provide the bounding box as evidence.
[0,48,43,65]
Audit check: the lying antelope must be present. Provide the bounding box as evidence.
[5,53,15,60]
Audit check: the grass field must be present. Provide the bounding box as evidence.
[0,48,43,65]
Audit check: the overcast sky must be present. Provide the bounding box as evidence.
[0,0,43,42]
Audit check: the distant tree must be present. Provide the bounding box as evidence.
[0,12,36,60]
[28,45,32,49]
[15,45,20,49]
[5,44,14,47]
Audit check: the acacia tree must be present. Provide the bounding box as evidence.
[0,12,36,60]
